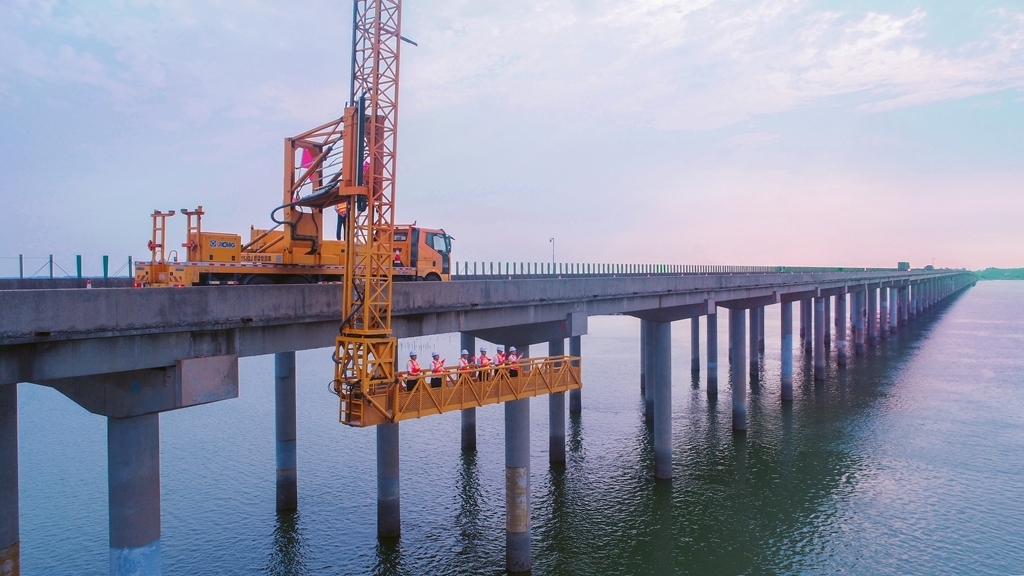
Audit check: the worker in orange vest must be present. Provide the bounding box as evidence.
[458,349,472,372]
[505,346,521,377]
[404,350,420,391]
[429,351,445,388]
[477,347,491,381]
[335,200,348,240]
[494,346,506,366]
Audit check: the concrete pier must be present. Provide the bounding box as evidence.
[108,413,161,576]
[824,296,832,345]
[758,306,766,353]
[729,309,747,431]
[802,299,813,353]
[548,339,566,465]
[651,321,672,479]
[377,423,400,538]
[748,307,759,375]
[836,293,848,366]
[690,317,700,373]
[569,336,582,415]
[0,385,18,576]
[853,289,866,355]
[460,333,476,451]
[879,287,889,340]
[868,287,879,345]
[900,286,909,326]
[505,398,531,573]
[275,352,298,511]
[814,297,825,381]
[780,302,793,402]
[889,286,899,335]
[642,320,654,423]
[707,311,718,396]
[910,284,918,320]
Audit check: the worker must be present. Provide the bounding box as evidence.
[494,346,506,366]
[506,346,520,377]
[430,351,445,388]
[335,200,348,240]
[393,248,403,267]
[404,350,421,391]
[458,349,472,371]
[477,347,491,380]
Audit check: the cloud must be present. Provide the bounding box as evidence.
[401,1,1024,129]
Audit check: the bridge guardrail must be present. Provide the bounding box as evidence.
[452,261,898,280]
[1,254,136,279]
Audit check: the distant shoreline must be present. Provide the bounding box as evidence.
[975,268,1024,280]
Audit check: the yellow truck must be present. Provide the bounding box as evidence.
[135,207,452,286]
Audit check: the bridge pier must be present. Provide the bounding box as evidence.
[505,397,531,573]
[569,336,582,414]
[651,321,672,479]
[639,322,647,396]
[837,293,848,366]
[900,285,909,327]
[868,287,879,345]
[707,311,718,396]
[108,413,161,576]
[780,301,793,402]
[801,299,813,354]
[748,308,759,376]
[853,288,866,355]
[879,287,889,340]
[548,339,566,465]
[729,309,747,431]
[909,283,918,320]
[814,297,825,380]
[1,385,18,576]
[642,320,654,423]
[460,334,476,451]
[757,307,765,353]
[889,286,899,335]
[690,317,700,373]
[274,352,297,511]
[377,423,401,538]
[824,296,831,346]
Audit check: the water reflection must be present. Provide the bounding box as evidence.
[261,510,307,576]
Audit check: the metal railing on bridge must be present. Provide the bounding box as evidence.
[452,261,897,280]
[0,254,136,279]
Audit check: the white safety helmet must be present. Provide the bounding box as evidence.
[461,349,469,355]
[409,351,417,357]
[432,351,439,357]
[509,346,517,352]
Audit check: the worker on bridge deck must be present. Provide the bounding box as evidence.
[458,349,471,371]
[477,347,491,381]
[430,351,445,388]
[404,351,420,391]
[494,346,506,366]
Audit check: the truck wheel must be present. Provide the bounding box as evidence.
[283,275,310,284]
[424,273,442,282]
[243,275,273,285]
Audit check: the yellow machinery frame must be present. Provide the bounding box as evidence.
[339,356,583,427]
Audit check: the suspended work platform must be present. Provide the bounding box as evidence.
[334,356,582,427]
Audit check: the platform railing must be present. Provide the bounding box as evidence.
[0,254,136,279]
[451,261,898,279]
[338,355,582,427]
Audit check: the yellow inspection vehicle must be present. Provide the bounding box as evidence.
[136,202,452,286]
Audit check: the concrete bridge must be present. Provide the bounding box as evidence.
[0,267,976,574]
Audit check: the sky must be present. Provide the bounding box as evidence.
[1,0,1022,274]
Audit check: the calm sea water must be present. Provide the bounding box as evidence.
[17,281,1024,575]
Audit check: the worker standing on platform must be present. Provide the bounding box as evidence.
[506,346,520,377]
[405,351,421,391]
[430,351,445,388]
[335,200,348,240]
[458,349,471,371]
[477,347,491,380]
[494,346,506,366]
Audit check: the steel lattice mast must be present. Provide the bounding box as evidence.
[334,0,403,424]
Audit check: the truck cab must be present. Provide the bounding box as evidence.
[393,225,452,281]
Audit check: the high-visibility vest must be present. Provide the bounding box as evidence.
[494,352,506,365]
[459,357,470,370]
[431,359,445,372]
[506,353,519,365]
[478,355,491,367]
[335,201,348,217]
[407,359,420,374]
